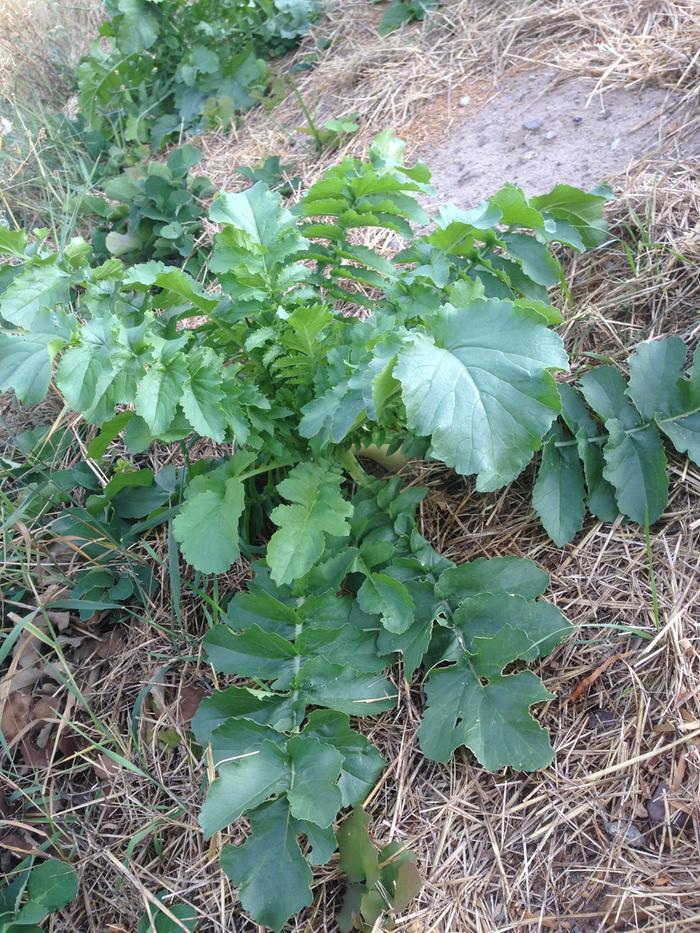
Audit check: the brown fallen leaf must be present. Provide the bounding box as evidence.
[1,691,33,742]
[647,782,693,835]
[177,685,205,723]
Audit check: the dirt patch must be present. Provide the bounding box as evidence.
[424,68,696,206]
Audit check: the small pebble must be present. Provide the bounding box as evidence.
[522,117,543,130]
[605,820,645,848]
[458,95,471,107]
[521,150,535,162]
[610,136,621,151]
[544,129,557,140]
[573,116,583,125]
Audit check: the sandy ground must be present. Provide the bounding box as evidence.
[425,68,698,206]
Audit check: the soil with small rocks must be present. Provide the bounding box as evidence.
[424,68,695,206]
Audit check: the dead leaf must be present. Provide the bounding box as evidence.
[587,706,616,730]
[96,628,125,659]
[93,752,121,783]
[177,685,205,723]
[1,691,33,741]
[569,650,635,702]
[647,782,693,835]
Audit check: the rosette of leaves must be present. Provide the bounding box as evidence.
[77,0,323,149]
[193,477,570,929]
[83,144,214,273]
[0,133,623,929]
[532,338,700,544]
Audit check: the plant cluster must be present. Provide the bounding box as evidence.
[81,143,215,273]
[0,131,633,928]
[533,341,700,544]
[77,0,324,151]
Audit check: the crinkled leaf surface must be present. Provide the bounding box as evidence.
[172,468,245,573]
[267,463,353,584]
[394,300,567,490]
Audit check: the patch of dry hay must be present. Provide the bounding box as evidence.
[0,0,103,105]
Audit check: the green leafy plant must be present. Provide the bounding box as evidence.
[77,0,324,151]
[235,155,302,196]
[0,859,77,932]
[301,114,360,152]
[1,131,620,929]
[81,144,215,271]
[533,338,700,544]
[377,0,440,36]
[337,808,421,932]
[193,479,570,929]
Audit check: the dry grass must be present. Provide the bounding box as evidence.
[0,0,102,105]
[2,0,700,931]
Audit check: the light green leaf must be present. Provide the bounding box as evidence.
[558,383,618,521]
[27,859,78,912]
[627,336,687,421]
[200,740,289,838]
[192,685,295,740]
[502,232,562,286]
[172,472,244,573]
[0,226,27,257]
[579,365,639,429]
[124,262,217,312]
[267,463,353,584]
[204,624,299,683]
[603,419,668,524]
[0,332,54,404]
[135,355,187,435]
[303,710,385,808]
[394,300,567,490]
[419,653,555,770]
[531,184,610,248]
[0,262,70,327]
[181,348,227,441]
[286,735,342,827]
[295,658,398,717]
[115,0,160,54]
[453,593,570,659]
[628,337,700,464]
[357,572,415,634]
[136,896,198,933]
[435,556,549,601]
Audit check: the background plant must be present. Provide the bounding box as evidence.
[81,143,215,273]
[376,0,441,36]
[77,0,324,152]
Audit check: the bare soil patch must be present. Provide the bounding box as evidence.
[425,68,699,206]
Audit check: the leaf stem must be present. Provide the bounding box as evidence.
[237,460,294,482]
[336,448,370,486]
